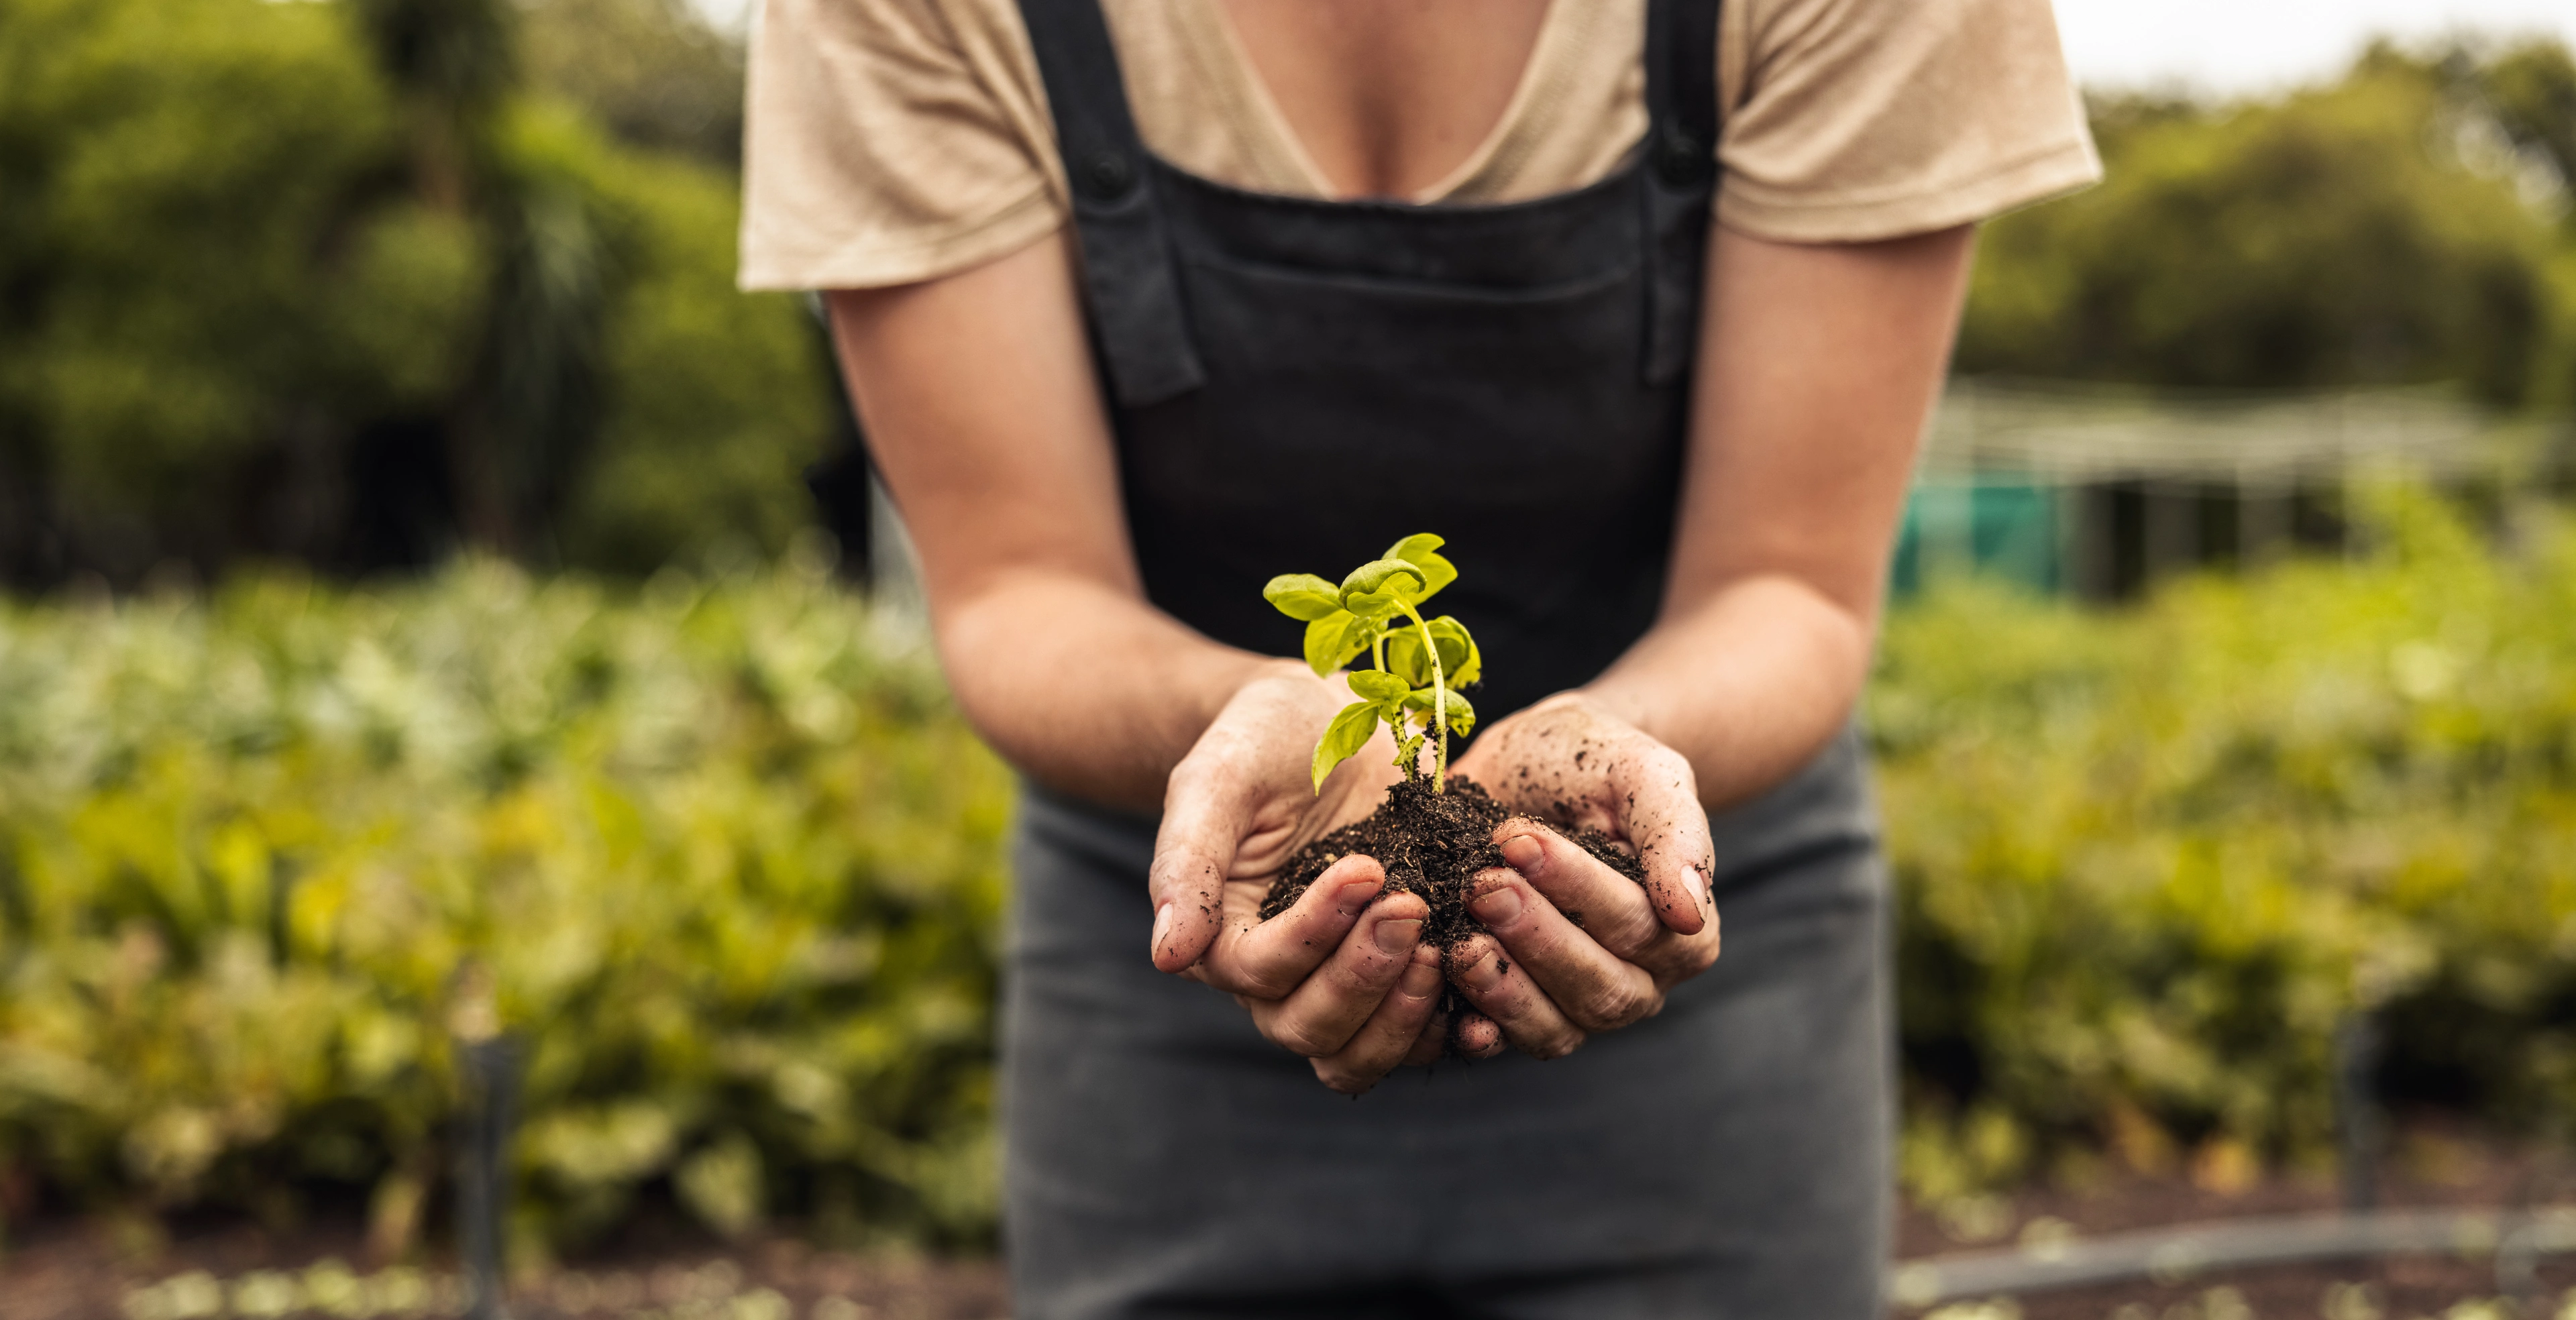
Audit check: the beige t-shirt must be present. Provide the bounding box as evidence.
[739,0,2101,290]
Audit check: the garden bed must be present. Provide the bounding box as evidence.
[4,1212,1009,1320]
[1897,1115,2576,1318]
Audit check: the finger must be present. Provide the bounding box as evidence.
[1403,1003,1450,1067]
[1197,855,1387,996]
[1451,1009,1506,1060]
[1466,869,1662,1032]
[1493,820,1662,961]
[1631,910,1723,989]
[1311,944,1445,1093]
[1448,934,1586,1060]
[1148,757,1259,973]
[1247,889,1429,1056]
[1611,743,1717,935]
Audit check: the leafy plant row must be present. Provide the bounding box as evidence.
[0,548,1008,1253]
[4,488,2575,1248]
[1882,488,2576,1199]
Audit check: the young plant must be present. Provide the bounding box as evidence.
[1263,533,1483,793]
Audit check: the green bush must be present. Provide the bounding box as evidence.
[0,0,828,582]
[0,549,1008,1252]
[1959,46,2568,404]
[6,491,2575,1247]
[1881,489,2576,1197]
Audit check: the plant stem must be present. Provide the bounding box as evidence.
[1373,628,1417,783]
[1399,604,1447,792]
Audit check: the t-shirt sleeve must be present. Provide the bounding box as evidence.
[739,0,1071,290]
[1715,0,2102,243]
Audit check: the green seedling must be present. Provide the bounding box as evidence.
[1263,533,1483,793]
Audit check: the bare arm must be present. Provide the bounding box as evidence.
[1587,222,1975,798]
[829,232,1440,1091]
[826,233,1283,811]
[1446,222,1973,1059]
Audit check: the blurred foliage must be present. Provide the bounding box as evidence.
[0,0,824,585]
[2460,38,2576,207]
[543,126,828,574]
[0,547,1008,1251]
[7,490,2575,1241]
[1961,39,2574,406]
[0,0,402,498]
[521,0,748,167]
[1880,489,2576,1200]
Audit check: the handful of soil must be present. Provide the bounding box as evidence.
[1260,774,1646,950]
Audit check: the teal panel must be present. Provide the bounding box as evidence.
[1889,478,2059,598]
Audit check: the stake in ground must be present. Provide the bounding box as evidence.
[1262,533,1482,793]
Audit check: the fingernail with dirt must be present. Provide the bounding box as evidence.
[1470,884,1521,925]
[1263,781,1642,956]
[1462,952,1506,991]
[1399,957,1442,999]
[1374,918,1422,954]
[1150,902,1173,956]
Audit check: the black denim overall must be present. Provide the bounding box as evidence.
[1002,2,1890,1315]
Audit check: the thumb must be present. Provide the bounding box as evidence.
[1621,745,1715,936]
[1146,762,1250,973]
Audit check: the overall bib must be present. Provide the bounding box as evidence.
[1004,1,1891,1314]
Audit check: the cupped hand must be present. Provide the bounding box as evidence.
[1443,692,1721,1060]
[1148,661,1446,1093]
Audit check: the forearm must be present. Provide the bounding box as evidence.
[933,568,1302,810]
[1578,577,1870,808]
[826,237,1317,812]
[1574,223,1973,810]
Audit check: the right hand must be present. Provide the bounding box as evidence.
[1149,661,1449,1094]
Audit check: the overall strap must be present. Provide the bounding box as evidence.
[1014,0,1207,406]
[1641,0,1724,384]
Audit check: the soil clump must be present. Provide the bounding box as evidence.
[1260,774,1644,949]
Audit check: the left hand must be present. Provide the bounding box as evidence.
[1442,692,1720,1058]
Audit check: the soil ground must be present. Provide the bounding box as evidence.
[0,1214,1010,1320]
[1893,1114,2576,1319]
[7,1121,2571,1319]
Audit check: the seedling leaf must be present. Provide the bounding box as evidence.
[1425,616,1481,686]
[1385,533,1457,605]
[1263,533,1484,793]
[1311,700,1381,791]
[1263,573,1346,621]
[1403,686,1476,736]
[1386,616,1481,689]
[1385,630,1430,688]
[1347,669,1410,711]
[1339,559,1426,618]
[1302,612,1372,676]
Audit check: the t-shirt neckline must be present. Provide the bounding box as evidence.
[1198,0,1570,205]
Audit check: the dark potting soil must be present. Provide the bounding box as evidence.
[1259,774,1645,950]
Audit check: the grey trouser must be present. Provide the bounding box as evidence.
[1002,730,1891,1319]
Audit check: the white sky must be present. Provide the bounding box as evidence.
[696,0,2576,98]
[2051,0,2576,96]
[693,0,753,35]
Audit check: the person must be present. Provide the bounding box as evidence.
[742,0,2097,1313]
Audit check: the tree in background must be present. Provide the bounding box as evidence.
[521,0,749,168]
[9,12,2570,590]
[2461,39,2576,210]
[0,0,822,588]
[0,0,414,580]
[343,0,606,563]
[2449,39,2576,411]
[1960,40,2573,406]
